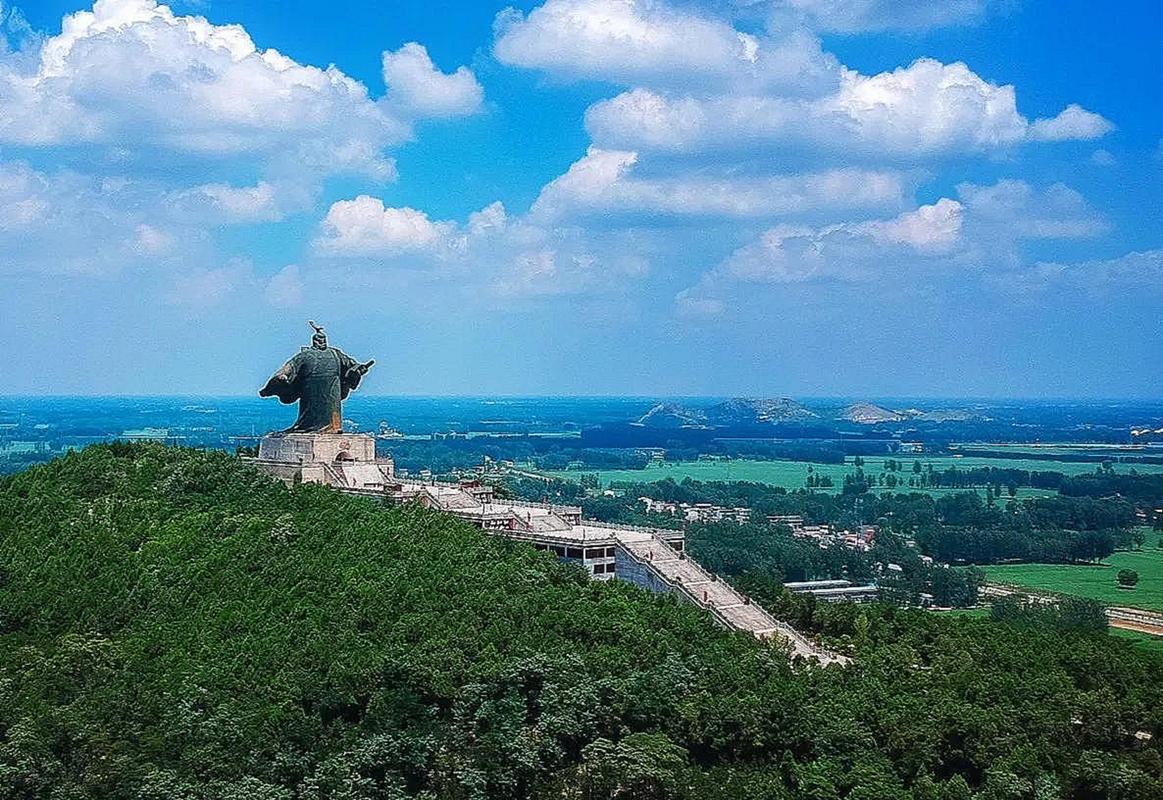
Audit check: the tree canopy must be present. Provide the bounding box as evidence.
[1,444,1161,799]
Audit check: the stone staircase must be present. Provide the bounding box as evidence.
[614,530,850,666]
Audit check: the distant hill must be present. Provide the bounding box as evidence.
[634,402,707,428]
[841,402,908,424]
[633,397,817,429]
[840,403,983,425]
[910,408,983,423]
[704,397,818,426]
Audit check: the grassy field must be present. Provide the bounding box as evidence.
[538,454,1163,495]
[986,549,1163,613]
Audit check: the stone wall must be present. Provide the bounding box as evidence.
[614,546,678,596]
[258,432,376,464]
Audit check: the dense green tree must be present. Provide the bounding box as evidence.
[1117,569,1140,588]
[1,445,1161,799]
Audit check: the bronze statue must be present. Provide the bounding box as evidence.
[259,321,375,433]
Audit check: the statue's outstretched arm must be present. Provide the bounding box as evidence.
[339,356,374,400]
[259,358,301,404]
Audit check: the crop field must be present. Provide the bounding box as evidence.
[538,454,1163,495]
[986,548,1163,613]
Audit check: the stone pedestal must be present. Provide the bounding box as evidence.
[252,432,394,489]
[258,432,376,464]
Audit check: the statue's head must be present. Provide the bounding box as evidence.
[308,319,327,350]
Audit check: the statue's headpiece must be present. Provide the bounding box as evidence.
[308,319,327,348]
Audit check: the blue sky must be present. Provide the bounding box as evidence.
[2,0,1161,397]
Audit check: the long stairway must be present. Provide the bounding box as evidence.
[614,530,850,665]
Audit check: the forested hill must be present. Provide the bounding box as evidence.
[1,445,1162,799]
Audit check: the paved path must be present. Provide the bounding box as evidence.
[615,530,850,665]
[336,480,850,666]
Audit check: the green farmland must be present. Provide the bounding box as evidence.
[986,549,1163,613]
[539,454,1163,495]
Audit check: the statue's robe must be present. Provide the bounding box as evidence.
[259,346,364,433]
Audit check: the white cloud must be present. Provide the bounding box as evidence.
[863,197,963,252]
[312,190,652,299]
[826,60,1027,152]
[957,179,1106,239]
[315,196,456,256]
[382,42,484,119]
[265,264,304,307]
[0,1,399,179]
[494,0,839,94]
[1089,149,1116,167]
[676,179,1108,311]
[674,288,725,317]
[713,199,964,286]
[0,0,485,228]
[0,159,212,274]
[761,0,994,33]
[166,259,252,308]
[468,200,508,234]
[0,161,50,229]
[531,146,905,219]
[1024,249,1163,292]
[586,59,1112,155]
[132,223,173,255]
[1028,103,1115,142]
[168,181,282,224]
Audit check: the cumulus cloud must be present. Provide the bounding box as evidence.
[531,147,905,219]
[0,0,486,228]
[313,190,653,299]
[382,42,484,119]
[586,60,1112,155]
[714,199,963,286]
[494,0,839,94]
[468,201,508,234]
[864,197,963,252]
[676,179,1107,312]
[0,0,399,179]
[315,196,457,256]
[1028,103,1115,142]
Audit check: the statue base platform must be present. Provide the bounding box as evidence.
[250,432,394,491]
[258,431,376,464]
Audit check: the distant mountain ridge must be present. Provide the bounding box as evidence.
[634,403,707,428]
[705,397,817,426]
[635,397,817,429]
[840,402,907,424]
[633,397,985,429]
